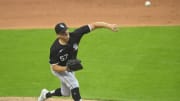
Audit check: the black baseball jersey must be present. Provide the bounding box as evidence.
[49,25,91,66]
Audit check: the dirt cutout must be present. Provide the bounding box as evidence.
[0,97,96,101]
[0,0,180,29]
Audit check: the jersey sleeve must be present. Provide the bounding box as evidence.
[70,25,91,44]
[73,25,91,35]
[49,47,59,64]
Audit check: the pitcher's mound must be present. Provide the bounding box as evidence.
[0,97,97,101]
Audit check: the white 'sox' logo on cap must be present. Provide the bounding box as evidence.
[60,24,65,28]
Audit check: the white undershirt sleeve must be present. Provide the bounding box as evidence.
[88,24,92,31]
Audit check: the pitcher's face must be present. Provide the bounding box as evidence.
[58,30,70,43]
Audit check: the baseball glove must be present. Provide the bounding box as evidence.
[66,59,83,72]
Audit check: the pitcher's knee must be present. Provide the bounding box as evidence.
[69,81,79,90]
[62,91,70,97]
[61,89,71,97]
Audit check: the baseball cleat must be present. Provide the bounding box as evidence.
[38,89,49,101]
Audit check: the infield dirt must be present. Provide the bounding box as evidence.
[0,0,180,29]
[0,97,97,101]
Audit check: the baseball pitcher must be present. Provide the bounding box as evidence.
[38,22,118,101]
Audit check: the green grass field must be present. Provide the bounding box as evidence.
[0,26,180,101]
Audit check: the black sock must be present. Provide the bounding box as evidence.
[71,87,81,101]
[46,88,62,98]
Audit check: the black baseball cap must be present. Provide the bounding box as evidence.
[54,22,68,34]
